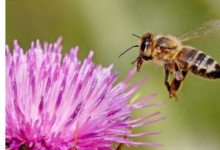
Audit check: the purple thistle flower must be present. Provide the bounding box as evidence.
[6,38,166,150]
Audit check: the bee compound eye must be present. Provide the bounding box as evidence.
[141,42,146,52]
[141,40,150,52]
[145,41,149,47]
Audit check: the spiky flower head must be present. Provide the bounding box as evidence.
[6,38,165,150]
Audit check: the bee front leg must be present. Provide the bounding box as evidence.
[137,58,143,72]
[131,56,143,72]
[131,57,140,65]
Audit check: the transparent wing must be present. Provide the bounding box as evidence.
[178,20,220,42]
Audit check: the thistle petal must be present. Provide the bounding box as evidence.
[6,38,165,149]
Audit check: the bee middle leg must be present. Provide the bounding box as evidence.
[168,61,184,100]
[165,61,188,101]
[169,61,183,100]
[164,64,172,98]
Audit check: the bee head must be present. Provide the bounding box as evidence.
[118,33,154,58]
[118,33,153,72]
[139,33,153,56]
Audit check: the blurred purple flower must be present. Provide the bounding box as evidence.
[6,38,165,150]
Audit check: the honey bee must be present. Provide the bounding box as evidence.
[119,20,220,101]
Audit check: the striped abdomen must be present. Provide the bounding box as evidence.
[177,47,220,79]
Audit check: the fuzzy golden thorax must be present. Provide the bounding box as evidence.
[139,33,183,64]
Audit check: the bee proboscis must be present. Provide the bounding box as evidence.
[119,20,220,101]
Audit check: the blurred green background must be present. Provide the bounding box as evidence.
[6,0,220,150]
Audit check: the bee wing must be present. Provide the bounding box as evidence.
[178,20,220,42]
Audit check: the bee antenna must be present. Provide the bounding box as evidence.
[118,45,139,58]
[132,34,140,38]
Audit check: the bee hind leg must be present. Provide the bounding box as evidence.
[170,79,181,101]
[170,71,188,101]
